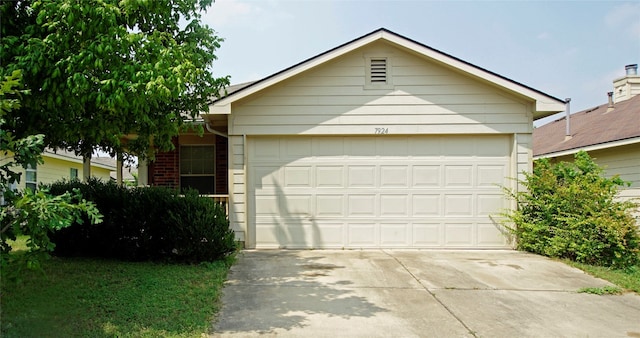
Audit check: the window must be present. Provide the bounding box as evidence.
[70,168,78,180]
[25,164,37,191]
[180,145,215,194]
[365,55,393,89]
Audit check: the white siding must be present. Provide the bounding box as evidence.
[228,135,247,243]
[226,41,538,245]
[230,41,532,136]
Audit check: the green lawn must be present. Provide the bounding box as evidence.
[566,260,640,294]
[1,238,234,338]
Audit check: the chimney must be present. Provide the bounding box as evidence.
[614,63,639,103]
[564,98,571,141]
[605,92,615,112]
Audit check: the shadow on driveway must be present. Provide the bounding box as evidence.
[210,250,640,338]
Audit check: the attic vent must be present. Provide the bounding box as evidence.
[364,55,393,89]
[370,58,387,83]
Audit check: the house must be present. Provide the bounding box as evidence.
[144,28,565,249]
[533,64,640,204]
[1,148,116,191]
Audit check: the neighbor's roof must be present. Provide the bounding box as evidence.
[533,94,640,158]
[209,28,565,118]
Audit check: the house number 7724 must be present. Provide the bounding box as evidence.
[375,128,389,134]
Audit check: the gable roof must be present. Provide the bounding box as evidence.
[533,94,640,158]
[209,28,565,118]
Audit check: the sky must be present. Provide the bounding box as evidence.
[199,0,640,126]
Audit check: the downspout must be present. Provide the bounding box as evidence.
[564,98,571,141]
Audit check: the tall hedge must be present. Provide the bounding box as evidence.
[502,151,639,268]
[47,179,236,262]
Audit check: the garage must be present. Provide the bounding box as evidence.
[202,29,564,248]
[248,135,511,249]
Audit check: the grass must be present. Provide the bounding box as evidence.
[565,260,640,295]
[577,285,623,295]
[1,237,234,338]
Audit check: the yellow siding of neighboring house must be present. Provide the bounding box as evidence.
[552,143,640,222]
[37,157,84,185]
[553,143,640,199]
[1,152,113,190]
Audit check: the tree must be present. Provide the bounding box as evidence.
[1,0,230,160]
[1,70,102,274]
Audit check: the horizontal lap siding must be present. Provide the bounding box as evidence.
[591,144,640,204]
[230,41,532,136]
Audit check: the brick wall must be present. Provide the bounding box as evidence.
[150,137,180,189]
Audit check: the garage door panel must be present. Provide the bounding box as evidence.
[475,136,511,156]
[413,223,442,246]
[477,194,506,216]
[413,165,442,187]
[313,137,345,157]
[348,138,377,156]
[316,195,345,216]
[446,138,475,156]
[284,167,312,187]
[379,138,409,156]
[255,196,280,215]
[283,195,312,215]
[477,165,507,187]
[445,223,474,246]
[348,195,376,216]
[250,135,511,249]
[255,223,283,248]
[445,165,473,187]
[348,166,376,187]
[380,223,410,246]
[284,138,312,159]
[253,138,281,160]
[444,195,473,216]
[252,166,281,188]
[410,137,442,157]
[316,166,344,187]
[477,223,508,247]
[347,223,378,247]
[413,194,441,216]
[380,195,409,216]
[380,166,409,187]
[312,223,344,248]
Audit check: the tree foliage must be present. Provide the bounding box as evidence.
[1,0,229,159]
[501,151,640,268]
[1,71,102,276]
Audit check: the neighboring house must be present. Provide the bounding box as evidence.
[533,64,640,203]
[1,148,116,191]
[145,28,564,249]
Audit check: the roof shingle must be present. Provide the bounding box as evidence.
[533,94,640,157]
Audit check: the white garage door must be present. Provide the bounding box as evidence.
[248,135,511,249]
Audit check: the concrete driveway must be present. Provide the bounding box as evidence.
[211,250,640,337]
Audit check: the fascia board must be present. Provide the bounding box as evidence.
[533,136,640,159]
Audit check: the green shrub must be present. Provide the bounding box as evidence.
[47,179,235,262]
[501,151,640,268]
